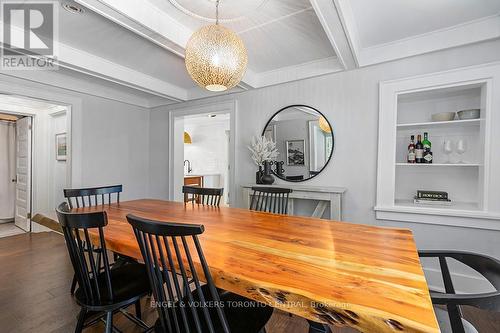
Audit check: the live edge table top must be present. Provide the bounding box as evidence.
[42,199,439,333]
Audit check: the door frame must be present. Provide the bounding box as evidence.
[0,97,73,231]
[168,100,237,205]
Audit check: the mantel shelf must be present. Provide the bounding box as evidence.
[395,163,482,167]
[396,118,480,129]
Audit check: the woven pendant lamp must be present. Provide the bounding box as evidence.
[185,0,248,92]
[319,116,332,133]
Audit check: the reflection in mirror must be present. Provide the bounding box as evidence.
[262,105,334,182]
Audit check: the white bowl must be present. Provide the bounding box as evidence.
[457,109,480,120]
[431,112,455,122]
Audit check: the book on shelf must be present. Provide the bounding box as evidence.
[416,190,448,200]
[413,197,452,206]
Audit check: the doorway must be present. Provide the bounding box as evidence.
[0,113,29,236]
[0,94,71,237]
[169,101,236,206]
[183,113,231,205]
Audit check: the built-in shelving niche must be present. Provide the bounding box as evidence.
[375,63,500,230]
[395,83,485,212]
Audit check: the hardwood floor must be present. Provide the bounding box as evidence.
[0,222,25,238]
[0,232,498,333]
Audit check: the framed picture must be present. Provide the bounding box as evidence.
[286,139,305,166]
[55,133,67,161]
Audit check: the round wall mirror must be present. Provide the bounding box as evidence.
[262,105,334,182]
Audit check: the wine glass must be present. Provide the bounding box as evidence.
[443,139,453,163]
[456,139,467,163]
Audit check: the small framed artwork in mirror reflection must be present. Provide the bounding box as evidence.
[286,140,305,166]
[55,133,67,161]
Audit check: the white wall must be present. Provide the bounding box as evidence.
[0,73,152,217]
[48,111,68,210]
[150,39,500,264]
[78,97,150,201]
[184,117,229,178]
[149,108,170,199]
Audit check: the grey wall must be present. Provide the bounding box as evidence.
[79,97,150,201]
[0,73,151,207]
[151,39,500,264]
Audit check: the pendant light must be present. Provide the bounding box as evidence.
[185,0,248,92]
[319,116,332,133]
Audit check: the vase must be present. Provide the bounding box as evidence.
[256,166,264,184]
[275,161,284,177]
[261,161,275,185]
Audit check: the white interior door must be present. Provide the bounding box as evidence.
[15,117,32,231]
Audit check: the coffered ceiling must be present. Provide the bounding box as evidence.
[1,0,499,107]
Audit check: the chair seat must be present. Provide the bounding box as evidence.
[154,285,273,333]
[75,262,150,309]
[434,307,478,333]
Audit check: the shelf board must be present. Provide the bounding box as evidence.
[394,199,480,211]
[397,119,480,129]
[395,163,482,167]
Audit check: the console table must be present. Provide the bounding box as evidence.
[242,184,346,220]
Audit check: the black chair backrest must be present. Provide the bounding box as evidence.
[64,185,122,209]
[250,186,292,214]
[182,186,224,207]
[419,250,500,311]
[56,202,114,306]
[127,214,230,333]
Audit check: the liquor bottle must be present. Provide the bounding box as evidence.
[422,132,431,150]
[423,148,433,164]
[415,134,424,163]
[407,135,416,163]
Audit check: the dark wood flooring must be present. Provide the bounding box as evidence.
[0,232,498,333]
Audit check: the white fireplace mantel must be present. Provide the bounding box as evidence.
[241,184,346,220]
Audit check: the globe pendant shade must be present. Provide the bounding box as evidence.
[319,116,332,133]
[185,24,248,92]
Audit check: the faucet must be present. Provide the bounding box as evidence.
[184,160,192,174]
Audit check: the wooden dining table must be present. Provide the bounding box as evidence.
[35,199,439,333]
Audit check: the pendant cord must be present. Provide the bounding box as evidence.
[215,0,220,25]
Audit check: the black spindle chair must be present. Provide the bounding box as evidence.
[127,214,273,333]
[419,250,500,333]
[250,187,292,214]
[183,186,224,207]
[64,184,125,294]
[64,184,122,209]
[56,203,151,333]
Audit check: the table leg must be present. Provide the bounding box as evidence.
[308,320,332,333]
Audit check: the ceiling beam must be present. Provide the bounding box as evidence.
[357,14,500,66]
[1,22,187,102]
[58,44,187,101]
[257,57,343,87]
[310,0,357,70]
[334,0,500,67]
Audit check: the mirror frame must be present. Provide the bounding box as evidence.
[261,104,335,182]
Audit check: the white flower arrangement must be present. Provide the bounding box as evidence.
[248,135,279,166]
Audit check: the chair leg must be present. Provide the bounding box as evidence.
[70,275,77,295]
[307,320,331,333]
[74,308,87,333]
[105,311,113,333]
[135,300,142,320]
